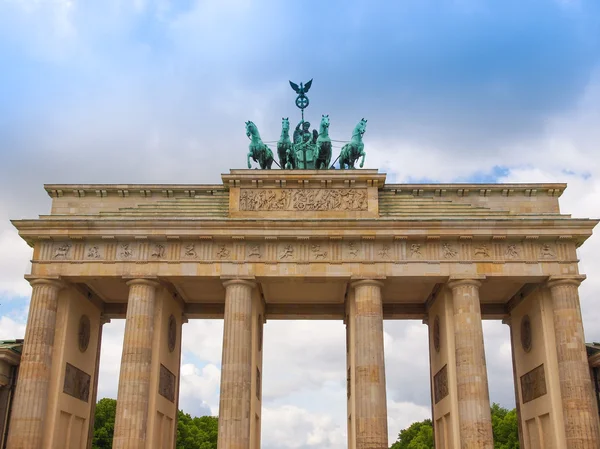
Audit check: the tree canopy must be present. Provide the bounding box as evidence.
[91,398,218,449]
[389,403,519,449]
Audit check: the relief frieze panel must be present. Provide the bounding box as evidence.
[520,364,547,403]
[36,238,577,265]
[63,362,91,403]
[239,188,368,211]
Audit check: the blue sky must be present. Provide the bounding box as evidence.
[1,1,600,448]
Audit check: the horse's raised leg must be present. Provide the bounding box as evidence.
[359,152,366,168]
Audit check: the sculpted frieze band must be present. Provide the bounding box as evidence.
[239,188,368,211]
[36,239,575,264]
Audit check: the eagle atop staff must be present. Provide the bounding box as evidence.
[289,79,313,96]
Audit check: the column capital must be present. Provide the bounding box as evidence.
[447,275,485,290]
[100,315,111,326]
[25,276,64,290]
[547,275,586,289]
[350,278,385,289]
[124,278,160,288]
[222,277,256,289]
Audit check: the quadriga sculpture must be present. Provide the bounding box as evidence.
[246,121,274,169]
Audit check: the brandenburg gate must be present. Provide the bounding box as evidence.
[6,169,600,449]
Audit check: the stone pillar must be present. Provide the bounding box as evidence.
[447,278,493,449]
[217,279,255,449]
[547,277,600,448]
[112,279,159,449]
[350,280,388,449]
[6,278,63,449]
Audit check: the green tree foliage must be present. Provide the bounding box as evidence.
[390,419,434,449]
[389,404,520,449]
[491,403,520,449]
[176,411,218,449]
[92,398,117,449]
[91,398,218,449]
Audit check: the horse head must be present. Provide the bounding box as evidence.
[245,121,258,139]
[281,117,290,133]
[320,114,330,133]
[354,118,367,138]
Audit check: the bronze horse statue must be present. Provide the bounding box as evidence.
[277,117,296,169]
[315,114,332,169]
[246,121,274,169]
[339,118,367,169]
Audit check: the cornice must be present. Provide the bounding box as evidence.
[11,217,598,245]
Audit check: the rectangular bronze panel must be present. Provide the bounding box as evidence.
[520,364,547,404]
[63,362,90,402]
[159,364,176,403]
[434,364,449,404]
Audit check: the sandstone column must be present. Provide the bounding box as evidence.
[217,279,255,449]
[350,280,388,449]
[112,279,159,449]
[547,276,600,448]
[6,278,63,449]
[447,278,493,449]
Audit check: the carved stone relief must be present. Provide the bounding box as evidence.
[119,243,135,260]
[378,244,391,259]
[39,238,576,265]
[442,243,458,259]
[159,364,176,402]
[505,244,520,259]
[216,244,231,260]
[184,243,197,258]
[410,244,422,258]
[433,364,449,404]
[239,188,368,211]
[78,315,91,353]
[474,244,491,258]
[347,242,360,259]
[520,364,547,403]
[87,245,102,259]
[539,243,556,259]
[279,244,295,260]
[152,243,166,259]
[248,244,262,258]
[311,244,328,260]
[63,363,91,402]
[53,243,71,259]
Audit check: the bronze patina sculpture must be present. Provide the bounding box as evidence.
[245,79,367,169]
[315,114,332,169]
[339,118,367,169]
[277,117,296,169]
[246,121,274,169]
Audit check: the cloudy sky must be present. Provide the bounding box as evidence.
[1,0,600,447]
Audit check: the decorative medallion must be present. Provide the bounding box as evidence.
[78,315,91,353]
[433,316,441,353]
[520,315,532,353]
[168,314,177,352]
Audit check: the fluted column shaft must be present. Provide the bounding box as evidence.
[548,278,600,448]
[448,279,493,449]
[351,280,388,449]
[112,279,159,449]
[6,278,63,449]
[217,280,255,449]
